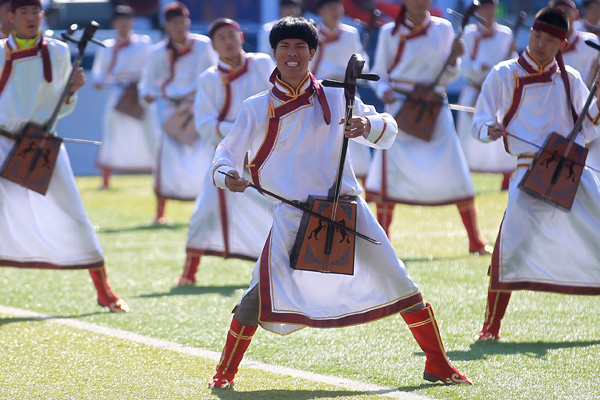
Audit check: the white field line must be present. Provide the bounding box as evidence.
[0,305,433,400]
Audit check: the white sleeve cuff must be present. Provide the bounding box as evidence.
[213,166,232,189]
[365,116,387,144]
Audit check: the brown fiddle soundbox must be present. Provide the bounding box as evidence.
[395,84,445,142]
[114,83,144,120]
[0,123,63,195]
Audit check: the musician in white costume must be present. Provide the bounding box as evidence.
[207,17,471,389]
[456,0,516,190]
[138,2,217,224]
[0,0,128,313]
[471,8,600,341]
[310,0,372,181]
[573,0,600,35]
[174,18,276,287]
[257,0,303,56]
[92,5,159,189]
[366,0,491,254]
[0,0,12,38]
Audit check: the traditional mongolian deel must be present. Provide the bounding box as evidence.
[366,13,474,205]
[139,33,218,200]
[186,53,276,261]
[472,50,600,294]
[457,21,517,174]
[92,33,159,173]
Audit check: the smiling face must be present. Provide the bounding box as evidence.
[273,38,315,89]
[10,6,44,39]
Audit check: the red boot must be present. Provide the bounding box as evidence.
[209,317,257,388]
[402,303,472,385]
[89,267,129,313]
[457,200,492,255]
[173,253,201,286]
[500,172,512,191]
[154,196,167,225]
[376,202,394,237]
[475,288,511,341]
[101,168,111,189]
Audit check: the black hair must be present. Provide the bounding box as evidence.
[535,7,569,34]
[269,17,319,50]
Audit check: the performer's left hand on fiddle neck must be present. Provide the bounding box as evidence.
[68,67,86,97]
[225,170,250,193]
[449,37,465,66]
[342,116,371,138]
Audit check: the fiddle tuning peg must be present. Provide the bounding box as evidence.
[359,73,379,81]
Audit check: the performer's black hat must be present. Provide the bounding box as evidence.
[533,7,569,41]
[113,5,135,20]
[317,0,341,8]
[281,0,302,7]
[479,0,499,5]
[208,18,241,39]
[163,1,189,22]
[11,0,42,12]
[269,16,318,50]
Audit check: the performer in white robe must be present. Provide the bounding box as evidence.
[309,0,372,181]
[573,0,600,36]
[0,0,12,39]
[92,5,159,189]
[456,0,517,189]
[471,8,600,341]
[0,0,128,313]
[174,18,276,286]
[365,1,491,254]
[256,0,303,56]
[207,17,471,389]
[138,2,217,224]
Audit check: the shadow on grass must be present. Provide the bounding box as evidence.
[443,339,600,360]
[136,284,248,298]
[98,222,188,234]
[210,386,434,399]
[0,311,105,327]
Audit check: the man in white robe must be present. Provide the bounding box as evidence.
[92,5,159,189]
[0,0,128,313]
[138,2,217,224]
[257,0,303,56]
[471,7,600,341]
[207,16,471,389]
[456,0,516,190]
[174,18,276,286]
[573,0,600,35]
[365,0,491,255]
[0,0,12,38]
[309,0,372,181]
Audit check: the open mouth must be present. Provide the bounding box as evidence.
[286,61,299,67]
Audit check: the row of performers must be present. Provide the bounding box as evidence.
[2,0,600,389]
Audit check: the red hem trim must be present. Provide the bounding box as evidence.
[0,259,104,270]
[185,247,257,262]
[95,163,152,174]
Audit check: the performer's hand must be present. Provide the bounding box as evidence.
[381,89,397,104]
[487,122,506,140]
[449,37,465,66]
[342,116,371,138]
[225,170,250,193]
[69,67,86,95]
[144,95,156,104]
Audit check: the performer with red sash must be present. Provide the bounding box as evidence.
[366,0,491,255]
[0,0,13,38]
[92,5,159,189]
[456,0,517,191]
[207,17,471,389]
[138,2,217,224]
[0,0,128,313]
[174,18,276,286]
[472,7,600,341]
[310,0,372,182]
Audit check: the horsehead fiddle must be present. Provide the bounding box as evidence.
[519,39,600,210]
[0,21,103,195]
[395,0,481,142]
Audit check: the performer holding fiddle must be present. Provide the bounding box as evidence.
[138,2,217,225]
[207,17,471,389]
[0,0,128,313]
[472,7,600,341]
[366,0,491,255]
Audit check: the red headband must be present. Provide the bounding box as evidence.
[532,21,567,41]
[208,20,241,39]
[11,0,42,12]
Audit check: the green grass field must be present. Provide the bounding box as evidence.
[1,174,599,400]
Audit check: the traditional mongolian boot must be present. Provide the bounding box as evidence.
[100,168,111,189]
[153,196,167,225]
[173,253,201,286]
[89,267,129,313]
[500,172,512,191]
[475,288,511,341]
[376,202,394,237]
[209,317,257,389]
[402,303,472,385]
[457,200,492,255]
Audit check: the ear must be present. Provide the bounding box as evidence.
[561,39,568,49]
[239,31,244,42]
[309,47,316,61]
